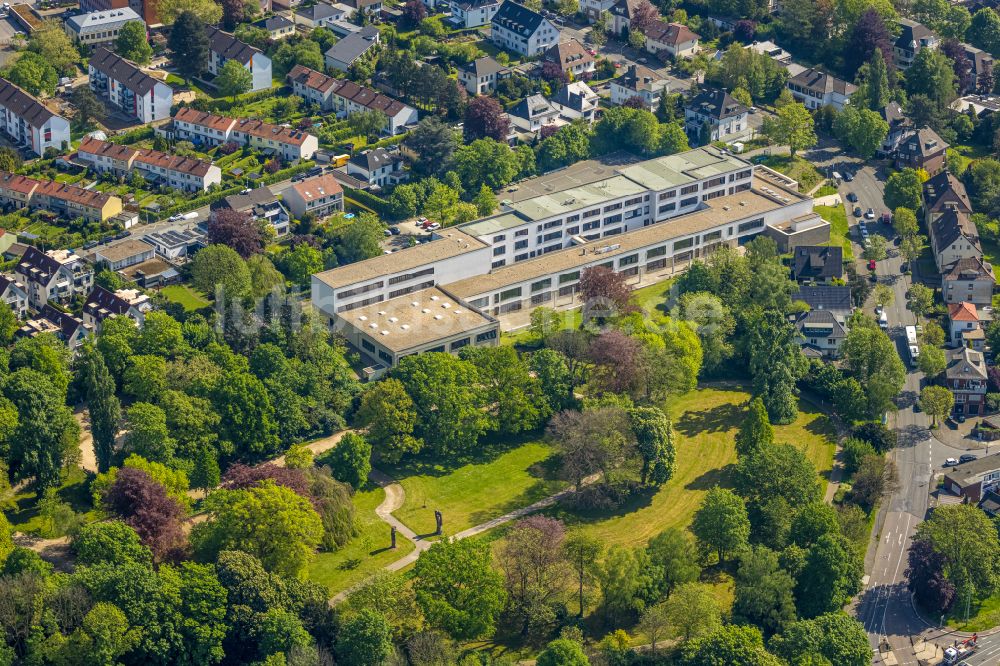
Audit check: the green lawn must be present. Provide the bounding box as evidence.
[762,155,824,192]
[815,204,854,262]
[387,440,565,538]
[4,466,98,536]
[632,278,675,316]
[160,285,211,311]
[946,593,1000,632]
[307,487,415,594]
[548,385,837,549]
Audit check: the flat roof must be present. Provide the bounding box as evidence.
[344,286,495,353]
[314,228,487,290]
[447,183,797,298]
[946,452,1000,485]
[94,237,154,263]
[618,146,751,190]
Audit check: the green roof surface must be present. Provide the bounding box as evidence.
[507,175,647,221]
[618,147,750,191]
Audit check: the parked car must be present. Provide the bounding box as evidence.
[957,414,967,423]
[868,259,877,270]
[959,454,978,464]
[900,262,909,273]
[426,222,441,231]
[944,457,959,467]
[843,171,854,182]
[854,206,863,218]
[846,192,858,202]
[168,213,184,222]
[865,208,876,220]
[388,226,400,235]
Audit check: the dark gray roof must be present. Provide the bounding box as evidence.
[300,1,341,19]
[899,126,948,158]
[462,56,505,78]
[492,0,547,37]
[39,304,85,341]
[946,346,988,381]
[83,285,131,319]
[255,15,294,31]
[895,19,935,51]
[89,47,160,96]
[796,309,847,337]
[880,101,909,129]
[325,26,380,66]
[687,88,746,121]
[791,245,843,281]
[943,256,995,282]
[206,27,262,64]
[0,77,58,128]
[979,489,1000,516]
[931,208,979,254]
[923,171,972,213]
[948,452,1000,486]
[788,68,857,96]
[792,285,852,312]
[349,147,401,172]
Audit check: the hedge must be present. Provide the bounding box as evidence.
[198,86,285,113]
[344,187,390,217]
[108,126,155,145]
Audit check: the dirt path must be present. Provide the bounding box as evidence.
[74,409,98,474]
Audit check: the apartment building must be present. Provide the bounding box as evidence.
[206,27,273,92]
[76,137,222,192]
[894,126,948,174]
[313,147,813,358]
[283,173,344,219]
[170,107,318,161]
[0,274,28,318]
[0,77,70,156]
[684,88,749,144]
[15,246,94,309]
[64,8,143,46]
[947,346,988,415]
[18,305,90,350]
[895,19,939,70]
[786,68,856,110]
[286,65,418,135]
[490,1,559,57]
[347,148,406,187]
[449,0,501,27]
[0,171,123,223]
[82,285,151,330]
[89,47,172,123]
[610,65,668,110]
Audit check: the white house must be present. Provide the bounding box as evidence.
[786,68,856,110]
[457,56,509,95]
[347,148,406,188]
[579,0,614,21]
[552,81,599,123]
[949,301,984,349]
[490,1,559,57]
[894,19,939,70]
[206,27,273,92]
[610,64,668,110]
[82,285,151,330]
[88,47,172,123]
[684,88,749,143]
[15,246,94,310]
[64,8,144,46]
[76,137,222,192]
[510,94,561,134]
[284,173,344,219]
[295,1,351,29]
[287,65,418,134]
[643,20,699,59]
[542,39,595,77]
[0,274,28,319]
[449,0,501,28]
[0,77,70,156]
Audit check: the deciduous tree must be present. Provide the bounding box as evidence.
[316,432,371,490]
[691,487,750,564]
[168,11,210,81]
[114,21,152,64]
[761,102,816,155]
[355,378,422,462]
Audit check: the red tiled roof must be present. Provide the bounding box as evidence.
[173,106,238,132]
[291,173,343,200]
[949,301,979,322]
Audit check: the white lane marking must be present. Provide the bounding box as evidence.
[878,513,913,640]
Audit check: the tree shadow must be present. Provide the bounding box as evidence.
[804,413,835,437]
[897,423,930,448]
[675,402,744,437]
[685,463,736,491]
[382,430,548,480]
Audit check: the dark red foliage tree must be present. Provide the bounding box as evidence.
[207,208,267,258]
[103,467,186,562]
[734,20,756,43]
[539,124,560,140]
[622,96,647,109]
[403,0,427,26]
[220,0,248,30]
[629,0,658,34]
[264,158,282,174]
[464,96,510,142]
[587,329,646,396]
[542,60,569,83]
[906,538,956,613]
[978,61,995,95]
[217,141,240,155]
[220,463,313,500]
[845,9,894,76]
[578,265,635,315]
[941,40,974,93]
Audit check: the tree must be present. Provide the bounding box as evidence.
[855,47,891,110]
[73,520,151,566]
[317,432,371,489]
[842,325,906,416]
[884,169,924,211]
[70,85,103,129]
[158,0,222,24]
[970,8,1000,56]
[102,467,186,561]
[3,368,76,494]
[862,234,888,261]
[336,609,394,666]
[80,343,120,473]
[664,581,722,642]
[770,613,871,666]
[735,397,773,459]
[906,537,956,613]
[850,453,898,511]
[917,344,946,378]
[216,59,253,99]
[537,638,589,666]
[906,283,935,317]
[853,422,897,453]
[733,546,797,636]
[597,545,647,620]
[465,96,510,142]
[451,138,520,192]
[680,625,781,666]
[191,446,220,492]
[461,346,548,435]
[916,503,1000,602]
[832,106,889,158]
[403,0,427,25]
[347,109,387,138]
[919,385,955,426]
[547,407,631,487]
[168,11,210,82]
[190,244,251,300]
[407,117,458,176]
[691,487,750,564]
[124,402,175,463]
[629,406,676,484]
[901,234,928,263]
[746,311,807,424]
[221,0,252,29]
[735,443,822,525]
[208,209,267,258]
[334,213,386,264]
[114,21,152,64]
[27,20,78,75]
[795,533,864,618]
[212,371,280,456]
[355,378,422,462]
[563,534,603,617]
[498,516,566,635]
[647,527,700,596]
[761,102,816,155]
[578,265,634,316]
[906,47,958,110]
[3,51,57,96]
[414,538,506,639]
[192,481,323,578]
[472,184,497,216]
[893,207,919,238]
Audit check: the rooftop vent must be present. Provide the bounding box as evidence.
[434,314,443,320]
[422,308,430,313]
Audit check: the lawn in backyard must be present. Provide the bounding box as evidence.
[547,385,837,549]
[387,439,565,538]
[815,204,854,262]
[945,593,1000,632]
[160,285,211,311]
[307,486,415,594]
[4,466,99,536]
[761,155,824,192]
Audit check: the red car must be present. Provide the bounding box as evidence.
[868,259,877,270]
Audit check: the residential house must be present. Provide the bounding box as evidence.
[579,0,615,21]
[923,170,973,223]
[791,285,853,319]
[0,171,122,223]
[510,94,561,134]
[283,173,344,219]
[894,126,948,174]
[542,39,595,77]
[0,274,27,318]
[295,2,351,29]
[642,20,699,59]
[211,186,291,235]
[449,0,501,28]
[15,247,94,309]
[347,148,406,188]
[552,81,600,122]
[254,15,295,40]
[144,228,205,260]
[93,237,156,270]
[610,64,668,110]
[609,0,642,36]
[76,137,222,192]
[458,56,510,95]
[18,305,90,350]
[942,256,996,306]
[786,68,856,110]
[791,245,843,283]
[490,1,559,57]
[170,107,319,161]
[943,453,1000,503]
[684,88,749,144]
[946,346,988,415]
[894,19,939,70]
[0,77,70,156]
[88,47,172,123]
[287,66,418,134]
[342,0,382,13]
[325,25,380,72]
[878,101,912,157]
[206,27,273,92]
[795,309,848,358]
[746,40,792,64]
[82,285,151,330]
[962,43,994,93]
[64,8,143,45]
[930,208,981,271]
[948,301,985,349]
